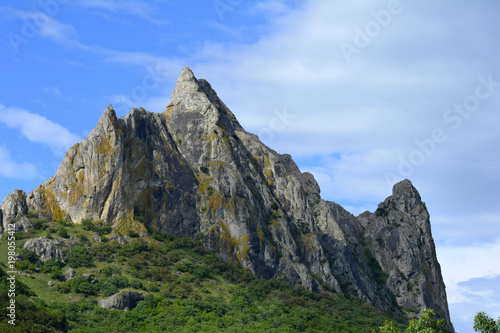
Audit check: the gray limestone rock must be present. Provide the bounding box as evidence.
[63,267,76,281]
[15,216,33,232]
[0,190,28,233]
[97,290,145,310]
[23,236,64,262]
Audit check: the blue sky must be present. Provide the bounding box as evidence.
[1,1,499,331]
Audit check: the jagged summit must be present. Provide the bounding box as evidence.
[0,68,453,330]
[165,67,243,134]
[392,179,422,203]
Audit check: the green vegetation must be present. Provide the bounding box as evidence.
[364,247,389,286]
[0,266,67,332]
[474,311,500,333]
[378,308,450,333]
[1,216,413,332]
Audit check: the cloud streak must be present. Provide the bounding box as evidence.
[73,0,168,25]
[0,145,40,179]
[0,104,81,155]
[438,238,500,304]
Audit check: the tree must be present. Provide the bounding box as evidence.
[474,312,500,333]
[406,309,446,333]
[57,226,69,238]
[378,309,447,333]
[66,245,93,268]
[379,320,400,333]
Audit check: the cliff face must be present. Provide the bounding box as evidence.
[0,67,453,330]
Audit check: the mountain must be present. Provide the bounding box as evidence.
[0,67,453,330]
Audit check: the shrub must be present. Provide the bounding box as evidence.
[100,266,116,277]
[107,275,129,289]
[54,218,72,226]
[31,218,48,230]
[50,266,64,280]
[72,277,96,296]
[20,249,40,264]
[14,260,35,272]
[101,283,118,297]
[42,259,63,272]
[193,265,211,279]
[98,224,112,236]
[66,246,93,268]
[77,233,88,242]
[81,219,96,232]
[57,227,69,238]
[130,279,143,290]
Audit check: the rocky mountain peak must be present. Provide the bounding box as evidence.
[165,67,242,134]
[167,67,199,105]
[392,179,422,203]
[384,179,427,220]
[0,68,454,330]
[89,104,120,138]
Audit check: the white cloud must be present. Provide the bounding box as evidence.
[437,239,500,304]
[74,0,168,25]
[0,104,81,155]
[37,15,78,44]
[0,145,40,179]
[2,8,79,44]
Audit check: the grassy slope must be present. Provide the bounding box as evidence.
[0,218,409,332]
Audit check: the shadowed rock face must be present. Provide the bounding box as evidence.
[0,67,453,330]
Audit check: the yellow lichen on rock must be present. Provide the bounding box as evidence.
[164,105,178,120]
[219,222,237,259]
[109,209,149,239]
[236,234,250,261]
[37,185,66,220]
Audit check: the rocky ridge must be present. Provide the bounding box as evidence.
[0,67,453,330]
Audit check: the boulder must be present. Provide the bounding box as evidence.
[15,216,33,232]
[0,190,28,233]
[63,267,76,281]
[97,290,145,310]
[23,236,63,262]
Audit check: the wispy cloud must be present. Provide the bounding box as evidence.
[37,15,78,44]
[0,145,40,179]
[43,86,62,95]
[2,7,85,52]
[73,0,168,25]
[0,104,81,155]
[438,238,500,304]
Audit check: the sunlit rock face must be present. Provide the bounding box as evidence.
[0,67,453,330]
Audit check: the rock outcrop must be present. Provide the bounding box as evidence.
[23,236,64,262]
[98,290,145,310]
[0,67,453,330]
[14,216,33,232]
[63,267,76,281]
[0,190,29,233]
